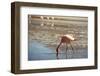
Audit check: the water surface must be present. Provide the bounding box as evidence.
[28,40,88,61]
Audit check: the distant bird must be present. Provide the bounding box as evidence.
[56,34,76,59]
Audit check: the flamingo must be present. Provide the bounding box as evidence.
[56,34,76,59]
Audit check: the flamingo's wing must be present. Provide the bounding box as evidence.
[65,35,75,40]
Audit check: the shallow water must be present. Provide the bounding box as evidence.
[28,40,88,61]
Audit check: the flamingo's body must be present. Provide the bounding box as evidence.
[56,34,76,59]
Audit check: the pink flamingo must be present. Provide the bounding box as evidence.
[56,34,76,59]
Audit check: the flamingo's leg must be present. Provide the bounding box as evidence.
[66,44,68,59]
[70,43,74,58]
[70,44,74,51]
[56,42,62,59]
